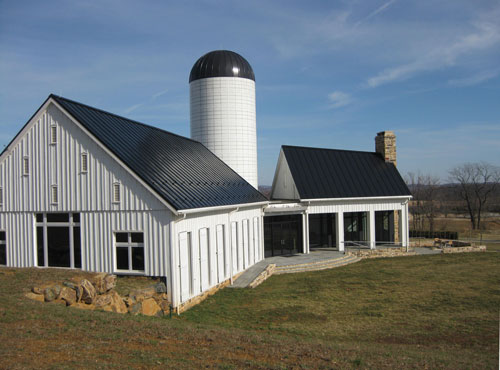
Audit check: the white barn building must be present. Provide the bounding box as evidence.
[0,50,411,311]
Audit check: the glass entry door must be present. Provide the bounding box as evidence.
[264,215,302,257]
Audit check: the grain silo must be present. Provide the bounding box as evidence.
[189,50,258,188]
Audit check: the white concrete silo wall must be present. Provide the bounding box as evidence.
[190,77,258,188]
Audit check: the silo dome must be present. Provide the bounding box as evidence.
[189,50,255,82]
[189,50,258,189]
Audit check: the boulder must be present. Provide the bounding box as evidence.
[141,298,162,317]
[130,287,156,303]
[25,292,45,302]
[101,291,128,314]
[52,285,62,297]
[91,273,117,294]
[62,281,76,290]
[32,286,44,295]
[80,279,96,304]
[159,299,171,314]
[104,275,116,292]
[58,287,77,306]
[129,302,142,315]
[44,287,56,302]
[154,282,167,294]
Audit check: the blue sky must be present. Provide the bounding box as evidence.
[1,0,499,185]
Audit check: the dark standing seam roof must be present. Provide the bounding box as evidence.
[280,145,411,199]
[189,50,255,82]
[51,95,266,210]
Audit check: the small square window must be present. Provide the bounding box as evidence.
[114,232,144,272]
[50,126,57,144]
[81,153,88,173]
[113,183,121,203]
[23,157,29,176]
[51,186,58,204]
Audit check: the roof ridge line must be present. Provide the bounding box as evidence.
[50,94,202,144]
[282,144,376,155]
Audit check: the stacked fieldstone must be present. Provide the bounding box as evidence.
[375,130,399,243]
[347,247,416,259]
[26,273,171,317]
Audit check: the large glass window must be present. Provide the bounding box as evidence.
[115,232,144,272]
[35,213,81,268]
[0,231,6,265]
[344,212,368,246]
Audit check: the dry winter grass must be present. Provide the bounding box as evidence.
[0,252,498,369]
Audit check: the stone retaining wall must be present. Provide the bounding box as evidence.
[347,247,416,259]
[249,264,275,289]
[442,245,486,253]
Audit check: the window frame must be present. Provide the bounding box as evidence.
[23,157,29,176]
[114,231,145,274]
[51,185,58,205]
[112,182,121,204]
[50,125,57,145]
[81,152,88,173]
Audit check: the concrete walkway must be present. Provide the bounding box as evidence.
[229,250,350,289]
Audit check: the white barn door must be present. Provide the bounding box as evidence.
[253,217,260,262]
[199,228,209,292]
[190,231,200,296]
[242,220,249,269]
[178,232,190,302]
[231,222,238,273]
[216,225,225,283]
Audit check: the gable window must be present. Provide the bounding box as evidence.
[81,153,88,173]
[113,183,121,203]
[51,185,58,204]
[50,125,57,144]
[23,157,29,176]
[0,231,6,265]
[115,232,144,272]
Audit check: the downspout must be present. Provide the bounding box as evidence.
[227,207,239,285]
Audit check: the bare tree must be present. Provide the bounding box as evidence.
[406,172,440,233]
[448,162,500,230]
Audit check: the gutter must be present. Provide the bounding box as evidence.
[178,200,269,215]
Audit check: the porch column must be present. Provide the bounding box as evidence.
[400,203,409,251]
[368,210,376,249]
[336,211,344,252]
[302,212,310,254]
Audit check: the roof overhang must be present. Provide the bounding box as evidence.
[301,195,412,203]
[177,200,269,215]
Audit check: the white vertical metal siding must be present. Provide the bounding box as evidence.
[0,103,173,278]
[174,206,264,304]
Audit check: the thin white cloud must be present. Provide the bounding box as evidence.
[152,88,169,99]
[448,69,499,87]
[123,103,144,114]
[328,91,353,109]
[356,0,397,25]
[366,16,500,88]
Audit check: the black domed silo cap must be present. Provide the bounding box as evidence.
[189,50,255,83]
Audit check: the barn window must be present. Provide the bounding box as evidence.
[113,183,121,203]
[23,157,29,176]
[51,185,58,204]
[0,231,6,265]
[50,125,57,144]
[115,232,144,272]
[81,153,88,173]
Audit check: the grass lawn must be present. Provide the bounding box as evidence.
[0,253,498,369]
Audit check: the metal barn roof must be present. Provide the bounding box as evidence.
[51,95,266,211]
[280,145,411,200]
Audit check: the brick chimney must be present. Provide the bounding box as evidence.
[375,131,397,167]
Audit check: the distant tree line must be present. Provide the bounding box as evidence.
[406,162,500,232]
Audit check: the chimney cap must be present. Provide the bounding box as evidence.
[377,130,395,136]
